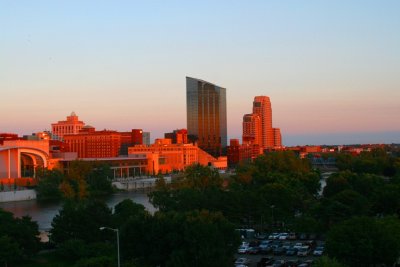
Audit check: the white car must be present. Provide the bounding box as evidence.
[293,242,303,250]
[268,232,280,239]
[278,232,289,240]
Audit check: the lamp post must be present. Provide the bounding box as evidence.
[100,227,120,267]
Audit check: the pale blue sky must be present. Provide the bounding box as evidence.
[1,1,399,145]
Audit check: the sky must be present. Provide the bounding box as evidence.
[1,1,399,146]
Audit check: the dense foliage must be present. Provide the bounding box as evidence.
[48,198,239,267]
[36,161,113,201]
[0,209,40,266]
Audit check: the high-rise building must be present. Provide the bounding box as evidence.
[186,77,227,157]
[242,113,262,146]
[252,96,274,149]
[51,112,85,140]
[273,128,282,148]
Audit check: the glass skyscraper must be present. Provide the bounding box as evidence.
[186,77,227,157]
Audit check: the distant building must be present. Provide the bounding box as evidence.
[273,128,282,148]
[227,139,259,167]
[51,112,85,140]
[253,96,274,149]
[64,130,121,158]
[186,77,227,157]
[142,132,150,145]
[128,139,226,174]
[132,129,143,145]
[242,113,262,146]
[0,133,20,145]
[119,129,143,155]
[164,129,188,144]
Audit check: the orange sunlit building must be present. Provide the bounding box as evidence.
[128,138,226,174]
[64,129,121,158]
[253,96,274,149]
[273,128,282,148]
[164,129,188,144]
[51,112,85,140]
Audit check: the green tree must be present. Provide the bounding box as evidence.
[51,200,113,244]
[326,216,400,266]
[113,199,149,227]
[0,235,21,267]
[36,169,64,201]
[0,209,40,262]
[86,163,113,196]
[120,210,240,267]
[183,163,222,190]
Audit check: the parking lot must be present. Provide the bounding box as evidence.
[234,231,325,267]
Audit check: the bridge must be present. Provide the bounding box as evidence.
[310,157,338,172]
[112,176,172,191]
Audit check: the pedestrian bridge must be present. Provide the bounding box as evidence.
[112,176,172,191]
[0,146,49,179]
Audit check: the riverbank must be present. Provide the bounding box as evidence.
[0,191,156,230]
[0,189,36,202]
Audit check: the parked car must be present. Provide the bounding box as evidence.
[238,245,250,254]
[256,233,268,240]
[248,246,261,254]
[259,240,271,248]
[260,245,273,254]
[281,241,291,250]
[313,246,324,256]
[235,257,251,265]
[257,257,274,267]
[293,242,303,250]
[278,232,289,240]
[297,246,311,257]
[266,259,285,267]
[286,247,298,256]
[268,232,280,240]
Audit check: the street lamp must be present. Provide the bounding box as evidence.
[100,227,120,267]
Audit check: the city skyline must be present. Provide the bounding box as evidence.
[1,1,399,146]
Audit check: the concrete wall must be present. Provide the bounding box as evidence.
[0,189,37,202]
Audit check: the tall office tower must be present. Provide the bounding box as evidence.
[252,96,274,149]
[51,112,85,141]
[242,113,262,145]
[186,77,227,157]
[273,128,282,148]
